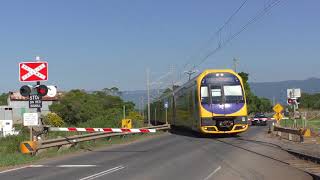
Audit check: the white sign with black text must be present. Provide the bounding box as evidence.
[287,88,301,98]
[23,113,39,126]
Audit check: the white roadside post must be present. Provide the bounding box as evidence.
[164,101,169,124]
[23,113,39,141]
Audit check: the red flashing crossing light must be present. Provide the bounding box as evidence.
[287,98,295,105]
[36,85,48,97]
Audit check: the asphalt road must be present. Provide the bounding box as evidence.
[0,125,312,180]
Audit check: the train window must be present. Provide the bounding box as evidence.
[211,88,221,97]
[210,86,222,104]
[224,85,242,96]
[200,86,209,103]
[224,85,244,103]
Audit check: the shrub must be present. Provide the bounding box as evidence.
[43,113,64,127]
[127,111,144,128]
[78,108,122,128]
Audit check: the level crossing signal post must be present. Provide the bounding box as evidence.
[20,82,49,141]
[287,88,301,128]
[19,57,50,142]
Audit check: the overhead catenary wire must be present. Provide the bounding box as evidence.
[191,0,282,71]
[155,1,249,88]
[180,0,248,76]
[151,0,283,101]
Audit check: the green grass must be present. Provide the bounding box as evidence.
[280,119,320,130]
[0,131,163,168]
[0,118,153,168]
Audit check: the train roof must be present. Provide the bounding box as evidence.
[173,69,237,92]
[153,69,239,101]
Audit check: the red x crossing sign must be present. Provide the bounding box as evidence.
[19,62,48,82]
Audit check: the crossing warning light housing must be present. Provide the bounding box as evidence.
[19,85,48,97]
[20,85,32,97]
[287,98,296,105]
[36,85,48,97]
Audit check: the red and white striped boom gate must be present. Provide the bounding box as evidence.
[49,127,156,133]
[248,118,275,121]
[248,117,289,121]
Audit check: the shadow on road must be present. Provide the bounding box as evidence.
[84,149,149,153]
[169,126,241,139]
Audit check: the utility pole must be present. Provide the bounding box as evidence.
[154,107,157,125]
[272,96,276,106]
[233,58,239,72]
[140,96,145,118]
[26,56,43,141]
[184,69,197,81]
[146,68,151,126]
[170,65,175,89]
[123,105,126,119]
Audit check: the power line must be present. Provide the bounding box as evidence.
[180,0,248,75]
[151,0,283,101]
[191,0,282,71]
[233,58,239,72]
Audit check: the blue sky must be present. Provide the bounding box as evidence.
[0,0,319,92]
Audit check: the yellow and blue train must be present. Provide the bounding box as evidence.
[151,69,249,135]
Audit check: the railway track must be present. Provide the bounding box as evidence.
[215,137,320,179]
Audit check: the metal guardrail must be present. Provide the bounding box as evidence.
[38,124,171,150]
[273,126,302,135]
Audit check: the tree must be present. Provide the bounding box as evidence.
[300,92,320,110]
[50,88,135,125]
[238,72,272,114]
[102,87,122,96]
[43,113,64,127]
[0,93,8,105]
[127,111,144,127]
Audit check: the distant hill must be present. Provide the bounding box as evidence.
[122,78,320,108]
[121,89,162,110]
[250,78,320,104]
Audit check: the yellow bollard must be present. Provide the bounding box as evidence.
[20,141,38,154]
[303,128,312,137]
[121,119,132,129]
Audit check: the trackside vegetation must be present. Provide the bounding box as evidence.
[238,72,272,114]
[49,89,136,126]
[299,93,320,110]
[0,93,8,105]
[0,88,149,168]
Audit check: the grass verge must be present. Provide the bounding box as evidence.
[0,131,164,168]
[280,119,320,131]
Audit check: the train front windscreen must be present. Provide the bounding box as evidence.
[200,73,245,115]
